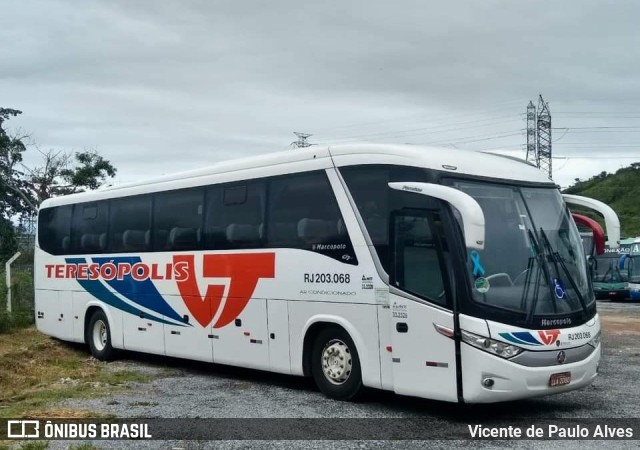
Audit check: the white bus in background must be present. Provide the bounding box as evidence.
[34,144,620,403]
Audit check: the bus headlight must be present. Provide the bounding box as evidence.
[461,330,524,359]
[587,331,602,349]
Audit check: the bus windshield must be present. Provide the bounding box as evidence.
[450,181,593,319]
[594,257,627,283]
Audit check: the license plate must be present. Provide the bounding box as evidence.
[549,372,571,387]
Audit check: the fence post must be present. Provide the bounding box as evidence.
[5,251,21,313]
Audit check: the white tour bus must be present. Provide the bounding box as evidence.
[35,144,620,403]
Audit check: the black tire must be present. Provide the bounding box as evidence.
[86,310,116,361]
[311,327,363,401]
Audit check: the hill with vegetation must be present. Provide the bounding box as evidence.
[563,162,640,238]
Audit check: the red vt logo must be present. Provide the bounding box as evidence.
[173,253,275,328]
[538,329,560,345]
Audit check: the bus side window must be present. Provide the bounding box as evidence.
[109,195,152,253]
[340,165,431,272]
[267,171,356,263]
[204,182,265,250]
[153,188,203,251]
[392,214,447,307]
[70,202,108,254]
[38,205,72,255]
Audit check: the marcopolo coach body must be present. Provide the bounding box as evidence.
[34,144,619,403]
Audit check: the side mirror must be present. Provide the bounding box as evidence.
[563,194,620,249]
[388,182,485,250]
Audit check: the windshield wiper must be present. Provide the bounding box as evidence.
[520,230,538,311]
[539,228,589,313]
[524,229,558,324]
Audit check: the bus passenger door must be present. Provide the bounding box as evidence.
[387,211,458,402]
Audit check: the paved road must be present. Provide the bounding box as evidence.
[49,299,640,449]
[593,299,640,315]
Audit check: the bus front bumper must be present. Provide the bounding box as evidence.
[461,343,600,403]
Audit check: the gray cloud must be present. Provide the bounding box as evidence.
[1,0,639,188]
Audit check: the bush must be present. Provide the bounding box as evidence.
[0,308,34,333]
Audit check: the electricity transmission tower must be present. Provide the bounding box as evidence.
[536,95,552,178]
[291,132,313,149]
[526,101,537,163]
[525,95,552,179]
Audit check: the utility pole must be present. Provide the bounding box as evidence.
[526,101,537,164]
[291,132,313,149]
[536,95,552,179]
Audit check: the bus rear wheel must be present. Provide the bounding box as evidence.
[87,310,116,361]
[311,327,362,400]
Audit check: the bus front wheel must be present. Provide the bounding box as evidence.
[87,310,116,361]
[311,327,363,400]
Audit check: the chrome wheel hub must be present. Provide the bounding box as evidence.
[321,339,352,385]
[93,319,107,351]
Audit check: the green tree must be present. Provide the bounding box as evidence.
[1,108,117,213]
[26,148,117,205]
[0,108,34,219]
[563,162,640,238]
[0,217,17,261]
[0,107,118,255]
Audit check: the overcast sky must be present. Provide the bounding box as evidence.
[2,0,639,188]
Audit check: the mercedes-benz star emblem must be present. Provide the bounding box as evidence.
[557,350,566,364]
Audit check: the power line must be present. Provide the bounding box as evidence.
[312,100,526,134]
[422,131,523,146]
[555,155,640,159]
[552,126,640,130]
[316,116,522,144]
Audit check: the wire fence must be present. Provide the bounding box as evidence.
[0,256,35,333]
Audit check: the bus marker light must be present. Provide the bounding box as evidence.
[244,331,250,336]
[433,323,454,338]
[386,345,392,352]
[426,361,449,368]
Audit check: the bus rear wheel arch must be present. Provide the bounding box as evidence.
[308,325,363,400]
[85,308,116,361]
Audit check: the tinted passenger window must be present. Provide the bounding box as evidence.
[204,182,265,249]
[109,196,152,252]
[341,165,431,272]
[267,171,357,264]
[154,188,203,251]
[71,202,108,253]
[392,214,446,306]
[38,205,72,255]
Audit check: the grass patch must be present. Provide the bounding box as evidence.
[69,443,101,450]
[0,327,153,419]
[17,442,49,450]
[0,309,34,335]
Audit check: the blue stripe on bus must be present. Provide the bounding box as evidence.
[66,258,186,327]
[499,332,542,346]
[91,256,186,324]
